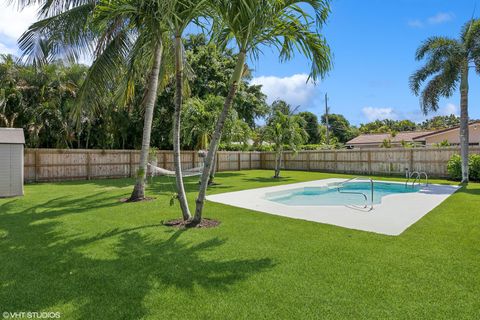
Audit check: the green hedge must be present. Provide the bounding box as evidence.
[447,154,480,181]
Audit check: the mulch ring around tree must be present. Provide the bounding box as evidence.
[163,218,220,229]
[119,197,156,203]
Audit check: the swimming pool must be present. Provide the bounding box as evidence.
[265,182,420,206]
[206,178,460,235]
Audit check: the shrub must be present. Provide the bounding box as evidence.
[469,154,480,181]
[447,154,462,180]
[447,154,480,181]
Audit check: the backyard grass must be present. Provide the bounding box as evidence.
[0,170,479,319]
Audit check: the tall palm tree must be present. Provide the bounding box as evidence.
[410,19,480,183]
[168,0,207,220]
[18,0,172,200]
[193,0,332,223]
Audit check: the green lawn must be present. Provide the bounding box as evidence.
[0,170,479,319]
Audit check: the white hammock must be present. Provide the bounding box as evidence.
[147,162,204,177]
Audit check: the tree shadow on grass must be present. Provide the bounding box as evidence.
[242,176,293,183]
[455,185,480,196]
[0,196,275,319]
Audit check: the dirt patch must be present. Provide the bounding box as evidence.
[119,197,156,203]
[163,218,220,229]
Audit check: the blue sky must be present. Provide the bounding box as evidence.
[0,0,479,126]
[249,0,480,125]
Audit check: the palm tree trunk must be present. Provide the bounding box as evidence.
[208,153,217,185]
[460,64,469,183]
[274,149,282,178]
[129,41,163,201]
[173,35,191,220]
[193,50,247,223]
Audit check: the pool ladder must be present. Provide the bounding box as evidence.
[336,177,374,211]
[405,171,428,188]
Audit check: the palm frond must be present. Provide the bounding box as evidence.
[18,3,96,66]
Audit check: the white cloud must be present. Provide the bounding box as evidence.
[0,3,39,55]
[0,4,39,40]
[407,12,455,28]
[250,73,316,107]
[440,103,459,116]
[428,12,455,25]
[362,107,398,121]
[0,41,16,55]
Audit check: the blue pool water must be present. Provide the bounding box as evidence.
[265,181,420,206]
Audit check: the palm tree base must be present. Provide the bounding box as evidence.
[164,218,220,229]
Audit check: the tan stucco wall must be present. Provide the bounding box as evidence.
[424,123,480,145]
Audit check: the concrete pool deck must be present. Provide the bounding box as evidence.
[206,178,460,236]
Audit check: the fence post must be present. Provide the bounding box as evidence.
[86,151,91,180]
[34,150,40,182]
[249,152,252,169]
[237,152,241,171]
[192,151,196,168]
[334,150,338,172]
[367,150,372,174]
[307,151,311,171]
[128,151,133,177]
[409,149,414,171]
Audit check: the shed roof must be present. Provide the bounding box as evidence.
[0,128,25,144]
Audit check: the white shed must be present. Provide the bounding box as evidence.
[0,128,25,197]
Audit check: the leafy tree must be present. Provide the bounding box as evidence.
[184,34,269,127]
[298,111,321,144]
[182,95,251,183]
[359,119,417,134]
[321,113,356,143]
[194,0,332,223]
[263,100,307,178]
[410,19,480,183]
[420,115,460,130]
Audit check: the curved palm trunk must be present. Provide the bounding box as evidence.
[193,51,246,223]
[460,65,469,183]
[173,35,191,220]
[129,42,163,201]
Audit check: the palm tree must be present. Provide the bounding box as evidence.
[410,19,480,183]
[18,0,172,200]
[193,0,332,223]
[263,100,307,178]
[168,0,207,220]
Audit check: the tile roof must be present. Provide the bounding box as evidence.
[347,131,433,145]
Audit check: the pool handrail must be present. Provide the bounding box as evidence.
[405,171,428,188]
[336,177,374,211]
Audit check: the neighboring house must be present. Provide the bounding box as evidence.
[346,121,480,148]
[346,131,433,149]
[412,121,480,146]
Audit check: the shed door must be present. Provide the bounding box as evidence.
[0,144,11,196]
[10,144,24,196]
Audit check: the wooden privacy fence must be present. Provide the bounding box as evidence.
[261,146,480,177]
[23,146,480,182]
[24,149,262,182]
